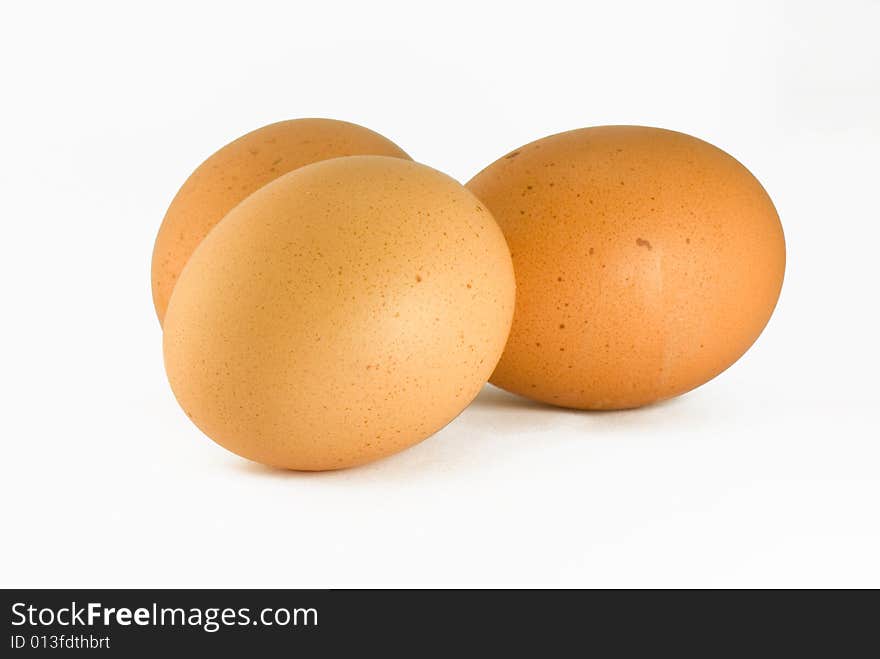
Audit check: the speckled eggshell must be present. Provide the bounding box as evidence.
[151,118,410,323]
[467,126,786,410]
[163,156,515,470]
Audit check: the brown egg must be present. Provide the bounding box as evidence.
[467,126,785,410]
[151,118,410,323]
[163,156,515,470]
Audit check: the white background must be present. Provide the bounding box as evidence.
[2,0,878,587]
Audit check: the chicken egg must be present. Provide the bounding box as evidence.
[163,156,515,470]
[151,118,410,323]
[467,125,785,409]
